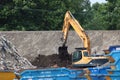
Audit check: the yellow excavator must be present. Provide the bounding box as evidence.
[58,11,109,68]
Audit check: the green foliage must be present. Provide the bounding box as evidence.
[84,3,108,30]
[105,0,120,30]
[0,0,36,30]
[0,0,92,30]
[0,0,120,30]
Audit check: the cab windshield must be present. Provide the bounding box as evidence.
[72,51,82,62]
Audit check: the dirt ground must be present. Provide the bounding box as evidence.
[31,47,72,68]
[31,54,72,68]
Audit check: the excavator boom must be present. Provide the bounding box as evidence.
[62,11,91,54]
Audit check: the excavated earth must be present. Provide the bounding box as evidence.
[31,54,72,68]
[31,46,72,68]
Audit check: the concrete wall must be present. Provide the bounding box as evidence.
[0,31,120,61]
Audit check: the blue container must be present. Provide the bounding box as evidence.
[106,50,120,80]
[89,67,110,74]
[109,45,120,52]
[89,74,106,80]
[88,67,110,80]
[108,50,120,62]
[20,68,87,80]
[108,50,120,70]
[110,59,120,70]
[107,74,120,80]
[107,69,120,74]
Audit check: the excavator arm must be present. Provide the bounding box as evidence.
[61,11,91,54]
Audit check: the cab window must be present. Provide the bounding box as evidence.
[83,52,89,57]
[72,51,82,62]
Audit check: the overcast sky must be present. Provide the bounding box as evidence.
[90,0,107,4]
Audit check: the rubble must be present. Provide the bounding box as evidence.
[0,36,35,71]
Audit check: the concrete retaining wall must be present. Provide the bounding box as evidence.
[0,31,120,61]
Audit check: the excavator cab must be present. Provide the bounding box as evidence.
[72,48,109,68]
[72,51,82,62]
[72,48,89,62]
[72,48,92,68]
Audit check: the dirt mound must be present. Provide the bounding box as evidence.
[31,45,72,68]
[31,54,72,68]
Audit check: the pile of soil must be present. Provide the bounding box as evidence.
[31,54,72,68]
[31,46,73,68]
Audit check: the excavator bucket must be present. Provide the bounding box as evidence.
[58,46,71,61]
[58,46,68,54]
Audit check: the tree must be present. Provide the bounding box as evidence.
[105,0,120,30]
[84,2,109,30]
[0,0,93,30]
[0,0,36,30]
[84,0,120,30]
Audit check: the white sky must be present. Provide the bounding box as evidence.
[90,0,107,4]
